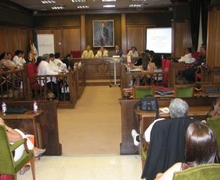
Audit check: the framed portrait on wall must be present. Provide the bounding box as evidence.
[93,20,114,47]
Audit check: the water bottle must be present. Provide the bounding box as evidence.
[33,101,38,114]
[2,102,7,116]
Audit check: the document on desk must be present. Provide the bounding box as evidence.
[159,107,170,114]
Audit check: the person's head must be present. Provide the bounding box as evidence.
[169,98,189,118]
[200,44,206,54]
[55,52,61,59]
[101,22,106,28]
[35,56,45,66]
[65,54,72,59]
[185,47,192,54]
[86,45,91,51]
[0,52,8,60]
[100,46,105,51]
[149,50,155,60]
[185,122,219,165]
[115,45,120,50]
[42,54,50,62]
[131,46,137,52]
[14,50,22,56]
[7,53,12,60]
[49,53,55,61]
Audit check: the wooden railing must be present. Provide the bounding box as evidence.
[0,64,86,108]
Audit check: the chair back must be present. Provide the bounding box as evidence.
[133,85,155,99]
[0,125,15,174]
[207,115,220,152]
[173,164,220,180]
[174,85,194,97]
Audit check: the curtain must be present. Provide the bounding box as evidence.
[189,0,210,50]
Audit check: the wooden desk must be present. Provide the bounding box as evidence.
[136,106,211,141]
[1,110,43,148]
[0,101,62,155]
[119,97,215,155]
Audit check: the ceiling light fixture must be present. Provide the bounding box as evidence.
[103,4,115,8]
[129,4,142,8]
[71,0,86,2]
[41,0,56,4]
[102,0,116,2]
[77,5,89,8]
[51,6,64,9]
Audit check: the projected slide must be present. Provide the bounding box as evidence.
[146,27,172,53]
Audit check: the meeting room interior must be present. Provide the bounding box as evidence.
[0,0,220,180]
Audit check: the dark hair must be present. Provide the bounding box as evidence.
[14,50,22,56]
[35,56,44,67]
[49,53,55,58]
[185,122,219,166]
[0,52,7,60]
[65,54,71,58]
[55,52,61,59]
[186,47,192,53]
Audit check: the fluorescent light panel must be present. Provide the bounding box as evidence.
[132,0,146,1]
[103,4,115,8]
[71,0,86,2]
[102,0,116,2]
[51,6,64,9]
[129,4,142,7]
[41,0,56,4]
[77,5,89,8]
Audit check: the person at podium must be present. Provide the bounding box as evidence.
[95,46,108,58]
[81,45,94,58]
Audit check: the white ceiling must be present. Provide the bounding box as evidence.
[9,0,172,11]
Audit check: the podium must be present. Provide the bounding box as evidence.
[109,57,121,87]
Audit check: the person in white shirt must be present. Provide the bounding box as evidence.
[48,53,62,73]
[81,45,94,58]
[13,50,26,68]
[36,54,59,97]
[95,46,108,57]
[178,47,195,64]
[54,52,68,72]
[127,46,139,57]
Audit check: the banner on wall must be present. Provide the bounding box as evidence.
[37,34,54,56]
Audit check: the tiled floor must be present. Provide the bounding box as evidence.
[18,86,143,179]
[18,155,142,180]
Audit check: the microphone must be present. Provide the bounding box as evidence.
[205,105,214,119]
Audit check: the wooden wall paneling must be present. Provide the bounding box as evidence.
[63,28,81,56]
[121,14,127,55]
[127,26,144,54]
[0,26,9,52]
[53,29,63,56]
[19,28,28,55]
[36,29,53,34]
[80,15,86,50]
[207,6,220,69]
[171,21,192,58]
[7,27,21,54]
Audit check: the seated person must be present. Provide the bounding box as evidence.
[81,45,94,58]
[54,52,68,72]
[95,46,108,57]
[62,54,74,69]
[0,52,16,70]
[155,121,220,180]
[13,50,26,68]
[113,44,123,57]
[178,47,195,64]
[210,97,220,117]
[132,98,190,146]
[0,118,46,175]
[127,46,139,57]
